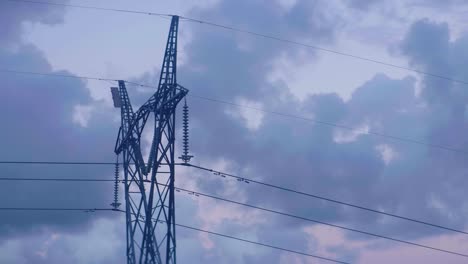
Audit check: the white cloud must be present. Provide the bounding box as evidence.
[225,98,264,131]
[376,144,398,165]
[333,124,369,143]
[72,104,93,127]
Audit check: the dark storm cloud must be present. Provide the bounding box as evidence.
[0,46,120,237]
[0,0,119,240]
[380,19,468,237]
[401,18,468,110]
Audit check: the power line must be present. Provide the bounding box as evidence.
[184,164,468,236]
[0,161,117,165]
[0,205,350,263]
[0,177,115,182]
[174,186,468,258]
[3,0,172,18]
[116,208,350,264]
[5,0,468,86]
[176,223,351,264]
[0,207,116,211]
[2,67,468,155]
[0,68,117,82]
[1,176,466,257]
[2,161,468,236]
[111,209,350,263]
[2,160,468,236]
[0,161,174,167]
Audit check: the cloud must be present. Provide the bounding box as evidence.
[0,0,120,241]
[0,44,123,237]
[0,217,126,264]
[347,0,379,10]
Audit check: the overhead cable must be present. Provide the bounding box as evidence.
[1,177,467,258]
[185,163,468,236]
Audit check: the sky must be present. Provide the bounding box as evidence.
[2,0,468,263]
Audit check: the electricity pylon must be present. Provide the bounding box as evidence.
[111,16,187,264]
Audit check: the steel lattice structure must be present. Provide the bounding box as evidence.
[111,16,188,264]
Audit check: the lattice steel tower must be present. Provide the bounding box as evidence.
[111,16,188,264]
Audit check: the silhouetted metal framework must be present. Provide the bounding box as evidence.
[112,16,187,264]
